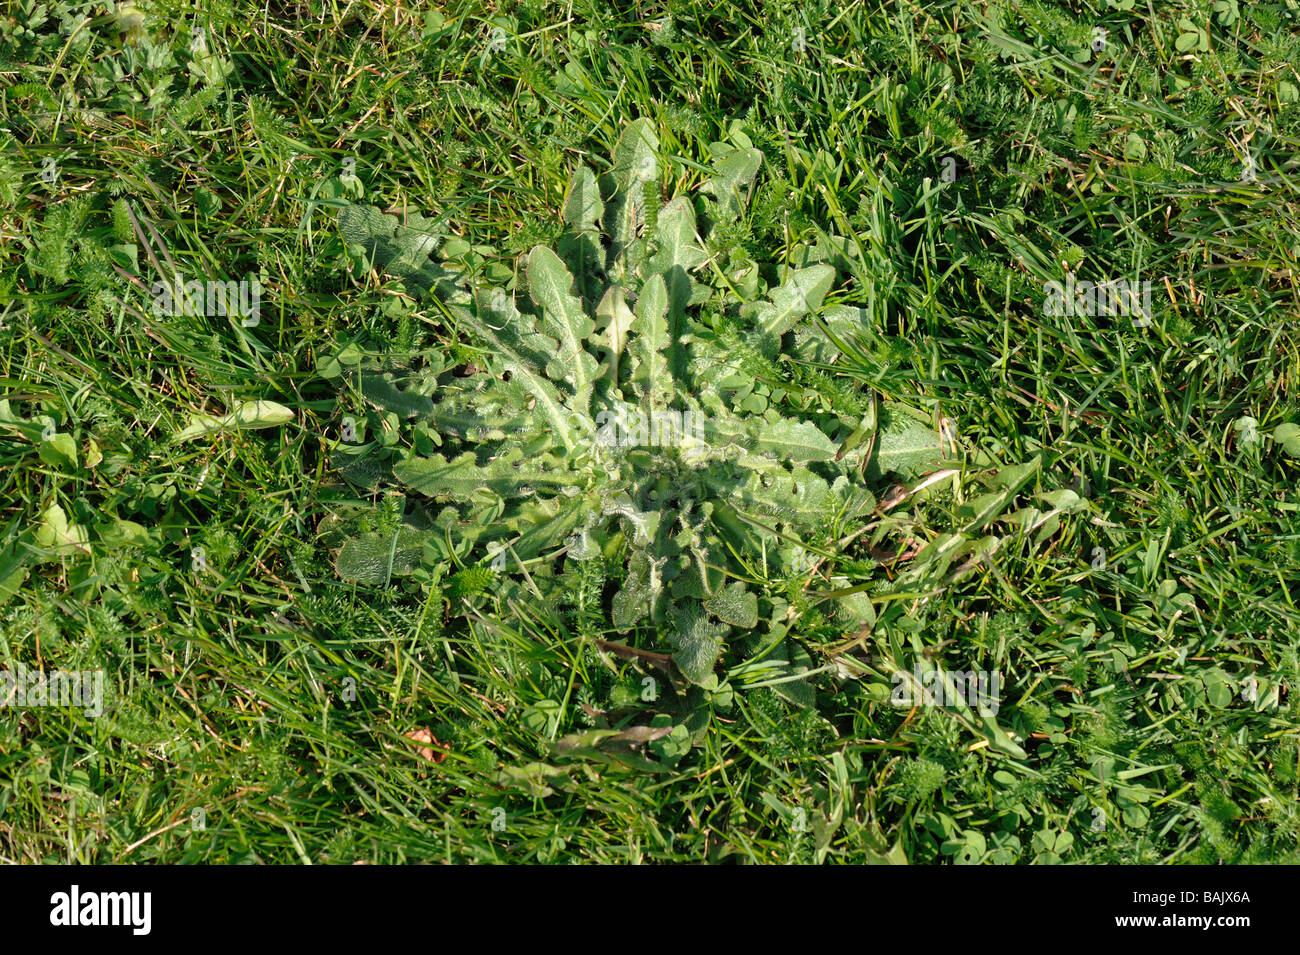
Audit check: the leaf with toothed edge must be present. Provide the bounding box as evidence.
[671,603,729,685]
[704,582,758,629]
[393,449,587,499]
[605,119,659,278]
[528,245,600,412]
[336,527,431,584]
[326,120,1034,698]
[704,144,762,223]
[629,273,671,409]
[457,293,581,451]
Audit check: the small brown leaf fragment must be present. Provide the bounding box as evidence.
[595,639,676,672]
[611,725,674,745]
[404,728,449,763]
[879,484,910,511]
[866,537,924,565]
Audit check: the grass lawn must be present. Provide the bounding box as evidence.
[2,0,1299,864]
